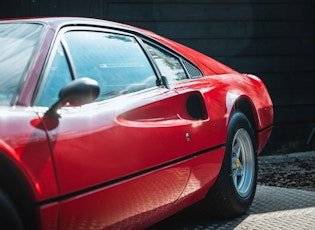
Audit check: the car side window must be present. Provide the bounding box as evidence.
[64,31,157,100]
[35,43,72,107]
[144,42,188,84]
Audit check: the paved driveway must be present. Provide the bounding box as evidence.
[150,186,315,229]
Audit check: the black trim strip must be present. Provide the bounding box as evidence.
[258,124,273,133]
[36,144,225,206]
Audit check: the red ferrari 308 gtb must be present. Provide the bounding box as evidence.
[0,17,273,229]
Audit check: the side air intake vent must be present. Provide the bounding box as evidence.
[186,93,207,120]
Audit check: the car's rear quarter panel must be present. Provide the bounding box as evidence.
[148,31,273,134]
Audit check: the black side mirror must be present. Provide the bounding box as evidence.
[45,78,100,118]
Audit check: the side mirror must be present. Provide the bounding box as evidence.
[45,78,100,118]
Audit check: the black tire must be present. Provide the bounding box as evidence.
[203,112,257,218]
[0,190,24,230]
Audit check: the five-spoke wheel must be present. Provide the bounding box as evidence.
[231,128,255,198]
[203,112,257,218]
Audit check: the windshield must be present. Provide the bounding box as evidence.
[0,23,44,105]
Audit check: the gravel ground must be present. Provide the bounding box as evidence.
[257,151,315,191]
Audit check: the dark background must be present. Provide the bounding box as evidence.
[1,0,314,154]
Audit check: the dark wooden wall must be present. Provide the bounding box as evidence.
[1,0,314,152]
[106,0,315,125]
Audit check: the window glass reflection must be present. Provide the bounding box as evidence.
[65,31,157,100]
[144,43,187,84]
[0,23,44,105]
[36,44,72,107]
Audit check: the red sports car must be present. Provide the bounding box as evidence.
[0,17,273,230]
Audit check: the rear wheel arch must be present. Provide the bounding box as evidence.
[0,153,37,230]
[231,97,259,151]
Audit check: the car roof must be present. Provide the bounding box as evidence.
[0,17,155,36]
[0,17,238,79]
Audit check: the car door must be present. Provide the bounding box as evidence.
[35,28,197,228]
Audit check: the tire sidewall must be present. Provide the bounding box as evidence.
[223,112,257,213]
[0,190,24,230]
